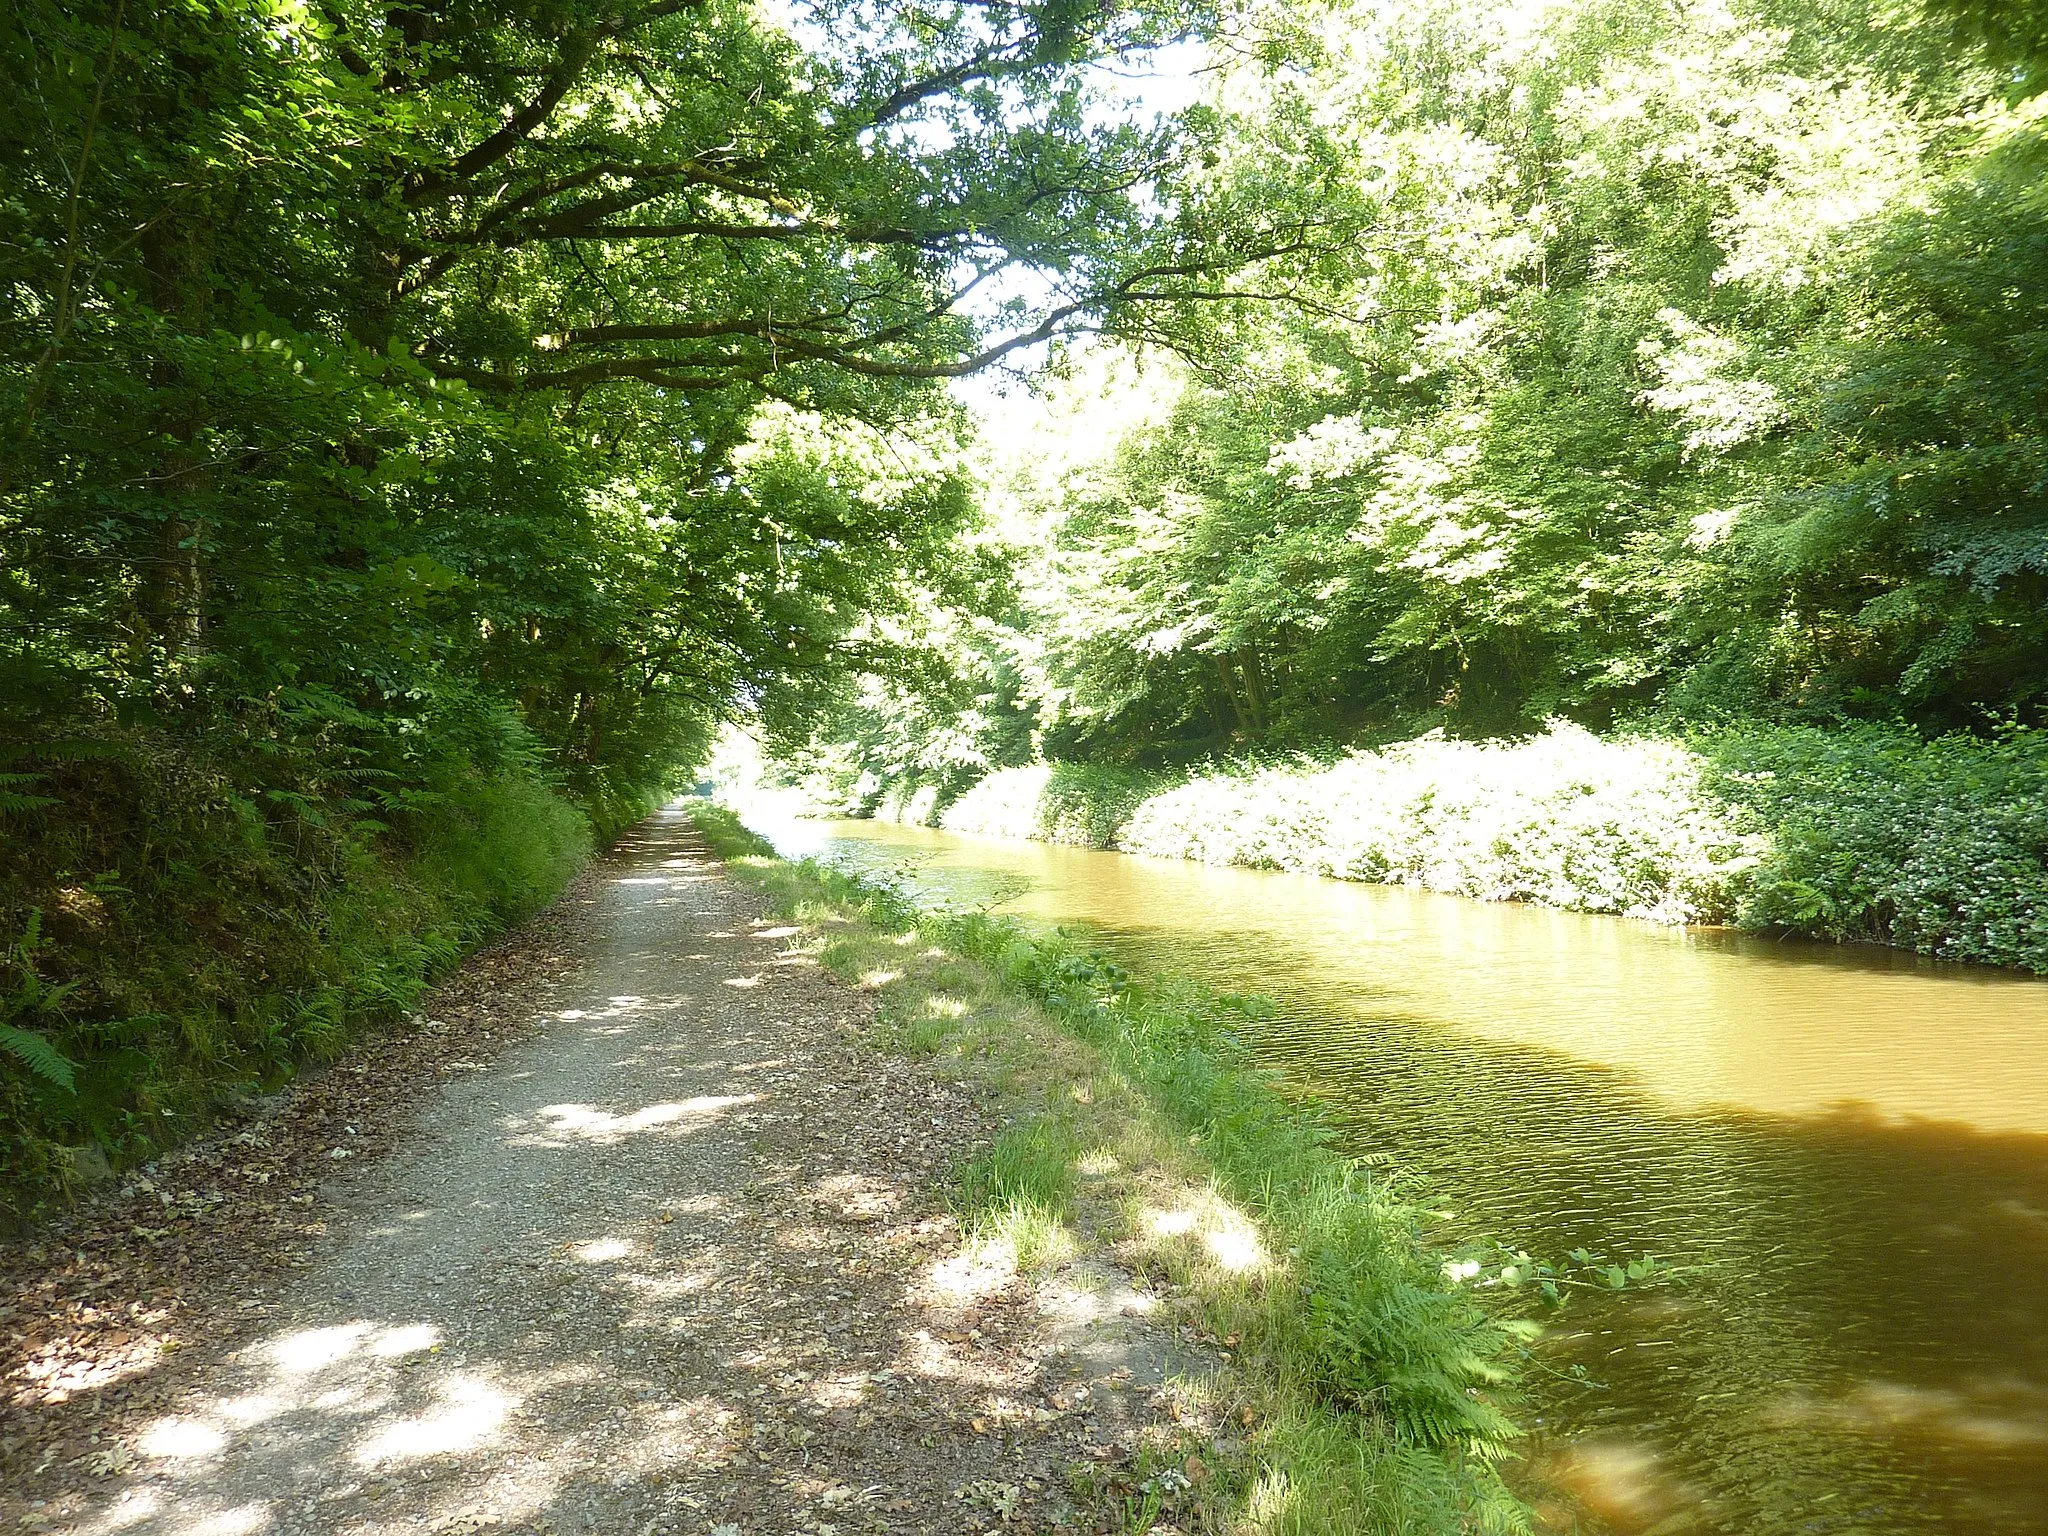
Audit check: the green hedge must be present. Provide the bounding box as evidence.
[1705,725,2048,971]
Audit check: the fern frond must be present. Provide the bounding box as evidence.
[0,772,57,815]
[0,1024,77,1091]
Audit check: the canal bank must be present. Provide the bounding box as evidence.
[733,801,2048,1536]
[688,803,1537,1536]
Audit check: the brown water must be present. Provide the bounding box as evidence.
[749,809,2048,1536]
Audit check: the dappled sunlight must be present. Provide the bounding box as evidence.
[80,1487,164,1532]
[174,1506,272,1536]
[858,967,904,988]
[1138,1188,1272,1276]
[86,1313,556,1533]
[924,1237,1019,1305]
[32,812,1244,1536]
[808,1171,901,1223]
[512,1093,759,1145]
[1537,1437,1704,1533]
[353,1372,513,1465]
[135,1419,227,1460]
[1037,1271,1158,1327]
[23,1332,170,1404]
[722,973,763,988]
[543,994,702,1050]
[805,1371,876,1411]
[215,1394,284,1426]
[368,1323,441,1358]
[567,1236,638,1263]
[267,1322,372,1374]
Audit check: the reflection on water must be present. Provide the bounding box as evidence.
[750,809,2048,1536]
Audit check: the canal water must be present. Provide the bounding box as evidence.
[745,808,2048,1536]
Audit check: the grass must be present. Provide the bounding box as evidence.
[687,800,1531,1535]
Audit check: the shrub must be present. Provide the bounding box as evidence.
[903,723,2048,972]
[1705,725,2048,970]
[1119,728,1762,923]
[941,762,1168,847]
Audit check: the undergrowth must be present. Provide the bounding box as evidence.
[688,800,1531,1535]
[0,735,590,1223]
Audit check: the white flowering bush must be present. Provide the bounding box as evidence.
[940,766,1054,838]
[866,724,2048,970]
[1118,727,1763,924]
[874,782,945,826]
[942,763,1164,847]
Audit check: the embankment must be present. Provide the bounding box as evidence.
[863,723,2048,973]
[1,742,605,1221]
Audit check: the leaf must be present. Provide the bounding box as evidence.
[0,1024,77,1091]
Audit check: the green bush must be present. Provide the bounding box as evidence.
[1705,725,2048,971]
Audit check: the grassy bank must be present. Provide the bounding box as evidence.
[1,743,593,1221]
[688,801,1531,1535]
[831,723,2048,973]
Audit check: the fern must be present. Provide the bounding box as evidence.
[0,1024,76,1091]
[2,911,80,1092]
[0,771,57,816]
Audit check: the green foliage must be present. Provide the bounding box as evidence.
[955,1119,1082,1267]
[694,801,1531,1533]
[764,0,2048,982]
[958,1119,1079,1219]
[781,0,2048,791]
[945,914,1527,1528]
[4,0,1279,1215]
[1,913,81,1094]
[0,740,590,1221]
[686,801,783,862]
[1706,724,2048,968]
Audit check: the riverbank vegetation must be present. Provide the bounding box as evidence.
[688,802,1530,1534]
[828,724,2048,969]
[768,0,2048,971]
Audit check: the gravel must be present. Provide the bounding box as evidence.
[3,807,1207,1535]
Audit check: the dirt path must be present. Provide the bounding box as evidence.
[4,809,1206,1536]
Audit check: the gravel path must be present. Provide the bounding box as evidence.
[6,808,1203,1536]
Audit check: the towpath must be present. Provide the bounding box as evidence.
[1,808,1196,1536]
